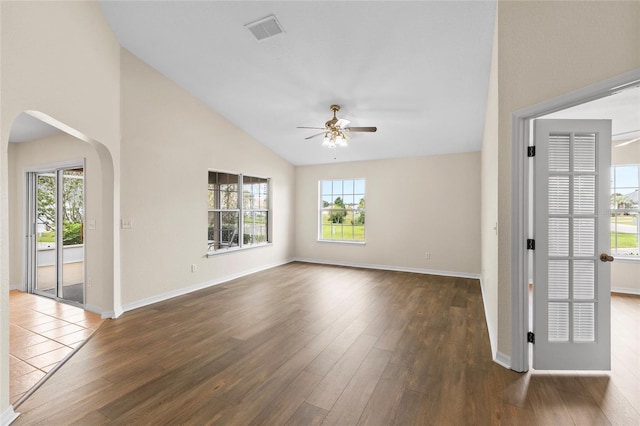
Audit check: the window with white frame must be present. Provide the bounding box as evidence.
[208,171,269,253]
[319,178,365,242]
[611,165,639,256]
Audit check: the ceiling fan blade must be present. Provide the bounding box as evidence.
[336,118,351,129]
[345,127,377,132]
[297,126,325,130]
[305,132,325,140]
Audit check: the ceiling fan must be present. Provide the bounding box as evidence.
[297,105,377,148]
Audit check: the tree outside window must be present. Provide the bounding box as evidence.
[319,179,365,242]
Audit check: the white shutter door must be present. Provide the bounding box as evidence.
[533,119,612,370]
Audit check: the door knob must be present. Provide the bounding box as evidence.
[599,253,614,262]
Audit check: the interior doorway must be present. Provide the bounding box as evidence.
[26,163,85,306]
[511,71,640,371]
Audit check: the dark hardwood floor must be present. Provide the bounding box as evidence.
[13,262,640,425]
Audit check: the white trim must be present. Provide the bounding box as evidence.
[495,351,511,369]
[293,257,481,280]
[206,242,272,258]
[1,406,19,426]
[611,287,640,296]
[9,283,22,291]
[23,158,84,173]
[510,69,640,373]
[119,259,294,314]
[316,240,366,245]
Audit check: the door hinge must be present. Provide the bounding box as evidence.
[527,146,536,157]
[527,239,535,250]
[527,331,535,344]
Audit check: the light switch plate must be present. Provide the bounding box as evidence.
[87,219,96,230]
[121,218,133,229]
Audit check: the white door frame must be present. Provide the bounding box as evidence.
[509,69,640,372]
[24,158,86,306]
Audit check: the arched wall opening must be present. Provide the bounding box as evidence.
[6,110,116,315]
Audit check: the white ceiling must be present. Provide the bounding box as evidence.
[98,1,497,165]
[9,2,638,160]
[9,113,62,143]
[542,86,640,145]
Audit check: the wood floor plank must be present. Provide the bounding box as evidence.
[321,347,391,425]
[10,263,640,425]
[249,370,324,425]
[286,402,328,426]
[305,333,378,411]
[357,361,411,426]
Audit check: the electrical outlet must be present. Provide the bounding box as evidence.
[191,264,198,273]
[121,218,133,229]
[425,251,431,260]
[87,277,93,287]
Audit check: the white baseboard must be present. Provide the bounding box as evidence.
[611,287,640,296]
[120,259,294,314]
[9,283,23,291]
[1,406,19,426]
[292,258,481,280]
[495,351,511,369]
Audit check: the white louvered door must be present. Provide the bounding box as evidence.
[533,119,612,370]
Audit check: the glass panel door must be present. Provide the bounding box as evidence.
[30,166,85,305]
[35,171,58,296]
[61,168,84,304]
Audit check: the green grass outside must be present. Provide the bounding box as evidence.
[321,224,365,241]
[38,231,55,243]
[611,232,638,249]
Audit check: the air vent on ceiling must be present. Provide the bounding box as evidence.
[245,15,285,41]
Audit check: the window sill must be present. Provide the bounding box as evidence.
[613,255,640,263]
[317,239,366,245]
[206,242,272,257]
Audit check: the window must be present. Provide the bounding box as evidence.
[319,178,365,242]
[208,171,269,253]
[611,165,639,256]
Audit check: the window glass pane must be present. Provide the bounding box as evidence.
[573,133,596,172]
[548,302,569,342]
[574,175,595,215]
[319,179,365,242]
[343,194,354,205]
[574,303,595,342]
[208,171,269,251]
[549,133,570,172]
[333,180,343,194]
[548,260,569,299]
[573,218,595,256]
[611,165,639,257]
[615,165,638,187]
[548,176,569,215]
[343,179,354,194]
[573,260,595,300]
[549,218,569,256]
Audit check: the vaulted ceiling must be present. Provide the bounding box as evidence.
[98,1,497,165]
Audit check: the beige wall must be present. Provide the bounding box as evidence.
[497,1,640,358]
[481,14,499,359]
[295,152,481,276]
[8,135,106,312]
[119,50,295,306]
[1,1,121,413]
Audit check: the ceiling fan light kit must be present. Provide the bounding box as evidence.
[298,105,377,149]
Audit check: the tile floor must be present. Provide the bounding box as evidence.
[9,290,104,404]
